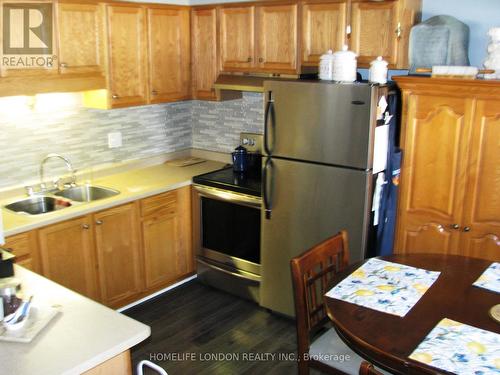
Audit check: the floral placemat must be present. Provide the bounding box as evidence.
[325,258,440,317]
[409,318,500,374]
[474,262,500,294]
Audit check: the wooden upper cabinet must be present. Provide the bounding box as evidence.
[93,203,142,308]
[395,94,471,255]
[461,99,500,261]
[256,4,298,72]
[219,6,255,71]
[56,2,104,75]
[38,217,99,300]
[192,7,218,100]
[301,1,347,65]
[350,1,399,65]
[106,5,148,108]
[147,7,190,103]
[349,0,421,68]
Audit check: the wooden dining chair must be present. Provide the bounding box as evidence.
[290,231,389,375]
[359,361,384,375]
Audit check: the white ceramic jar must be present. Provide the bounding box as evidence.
[319,50,335,80]
[332,45,357,82]
[369,56,389,84]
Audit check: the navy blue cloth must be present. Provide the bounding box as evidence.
[376,94,401,256]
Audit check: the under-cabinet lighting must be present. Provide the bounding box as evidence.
[0,96,33,116]
[34,92,82,113]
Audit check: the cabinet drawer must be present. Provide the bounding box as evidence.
[141,190,178,217]
[4,233,31,258]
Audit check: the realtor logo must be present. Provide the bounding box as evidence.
[2,3,54,68]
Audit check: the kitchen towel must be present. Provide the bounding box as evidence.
[473,262,500,294]
[409,318,500,374]
[325,258,440,317]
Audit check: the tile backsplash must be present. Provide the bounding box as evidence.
[0,92,263,189]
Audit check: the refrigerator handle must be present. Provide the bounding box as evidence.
[264,91,275,155]
[262,157,273,220]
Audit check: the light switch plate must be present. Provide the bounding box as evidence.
[108,132,122,148]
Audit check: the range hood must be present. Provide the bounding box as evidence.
[213,73,302,100]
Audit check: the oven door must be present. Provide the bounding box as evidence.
[193,184,261,278]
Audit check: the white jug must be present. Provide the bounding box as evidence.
[319,50,335,80]
[332,45,357,82]
[369,56,389,84]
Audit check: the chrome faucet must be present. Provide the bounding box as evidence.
[39,153,77,190]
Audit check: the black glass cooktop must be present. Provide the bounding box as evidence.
[193,166,262,197]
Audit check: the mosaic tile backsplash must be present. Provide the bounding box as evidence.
[0,92,264,189]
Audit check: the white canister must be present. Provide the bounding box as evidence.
[319,50,335,80]
[332,45,357,82]
[369,56,389,84]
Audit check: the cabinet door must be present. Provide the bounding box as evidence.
[94,203,142,308]
[56,2,104,75]
[192,7,218,100]
[301,1,347,65]
[141,187,193,290]
[461,99,500,261]
[107,5,148,108]
[147,7,190,103]
[256,4,298,72]
[4,232,40,273]
[350,1,399,66]
[38,217,98,299]
[219,6,255,71]
[394,94,472,255]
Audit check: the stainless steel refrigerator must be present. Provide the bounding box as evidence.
[260,80,395,317]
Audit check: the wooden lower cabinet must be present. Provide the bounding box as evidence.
[94,203,142,308]
[394,77,500,261]
[4,232,40,272]
[38,217,99,300]
[140,186,193,291]
[29,187,193,307]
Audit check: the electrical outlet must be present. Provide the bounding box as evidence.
[108,132,122,148]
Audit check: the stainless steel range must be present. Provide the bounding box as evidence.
[192,133,262,302]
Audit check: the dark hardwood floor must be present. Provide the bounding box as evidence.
[124,280,316,375]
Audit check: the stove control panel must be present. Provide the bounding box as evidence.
[240,132,263,154]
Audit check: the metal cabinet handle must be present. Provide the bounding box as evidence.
[82,224,90,229]
[395,22,402,38]
[60,63,68,68]
[247,57,252,62]
[151,90,158,96]
[112,94,119,99]
[451,223,460,230]
[96,220,103,225]
[463,226,471,232]
[259,57,264,63]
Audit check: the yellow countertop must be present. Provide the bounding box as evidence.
[1,160,225,237]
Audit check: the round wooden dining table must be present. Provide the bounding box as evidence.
[324,254,500,375]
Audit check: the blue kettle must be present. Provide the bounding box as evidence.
[232,145,248,173]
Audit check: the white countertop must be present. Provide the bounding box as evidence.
[0,265,151,375]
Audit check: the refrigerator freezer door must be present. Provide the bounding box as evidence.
[263,80,376,169]
[260,157,372,316]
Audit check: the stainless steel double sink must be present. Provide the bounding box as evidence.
[4,185,120,216]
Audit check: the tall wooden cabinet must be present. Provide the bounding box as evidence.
[394,77,500,261]
[191,7,219,100]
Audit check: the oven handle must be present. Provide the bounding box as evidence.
[193,184,261,208]
[197,258,260,283]
[262,157,273,220]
